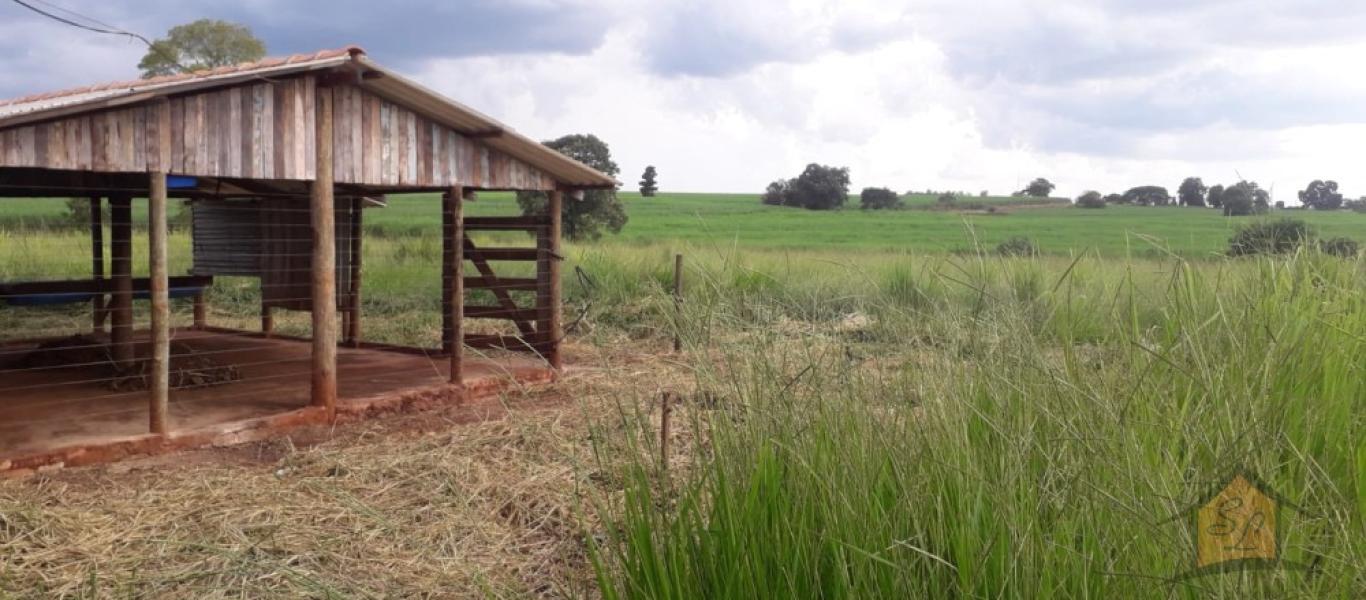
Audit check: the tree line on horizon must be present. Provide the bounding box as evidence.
[1074,177,1362,216]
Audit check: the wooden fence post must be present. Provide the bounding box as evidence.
[546,190,563,370]
[109,196,133,369]
[149,171,169,435]
[311,87,337,418]
[449,186,464,384]
[90,196,106,333]
[673,253,684,353]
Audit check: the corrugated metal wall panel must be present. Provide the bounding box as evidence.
[192,199,354,312]
[191,200,261,276]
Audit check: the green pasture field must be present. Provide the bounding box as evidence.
[5,191,1365,257]
[597,192,1366,257]
[302,191,1366,257]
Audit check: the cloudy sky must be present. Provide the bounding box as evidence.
[3,0,1365,199]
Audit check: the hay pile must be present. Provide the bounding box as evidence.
[107,342,242,392]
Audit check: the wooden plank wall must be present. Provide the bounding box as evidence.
[328,86,556,190]
[1,77,559,191]
[0,77,316,181]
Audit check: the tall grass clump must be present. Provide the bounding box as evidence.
[591,252,1365,599]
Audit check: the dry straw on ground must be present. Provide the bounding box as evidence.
[0,338,700,598]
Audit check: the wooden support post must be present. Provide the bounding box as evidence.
[449,186,464,384]
[340,200,351,345]
[546,190,563,370]
[261,304,274,337]
[109,195,134,369]
[346,196,363,347]
[441,193,454,354]
[311,88,337,417]
[673,253,684,353]
[192,293,207,329]
[148,171,170,435]
[90,196,106,333]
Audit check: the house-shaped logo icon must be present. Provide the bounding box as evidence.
[1196,473,1277,568]
[1165,469,1315,581]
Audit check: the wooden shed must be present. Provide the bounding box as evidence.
[0,47,615,471]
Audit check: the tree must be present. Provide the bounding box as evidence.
[1298,179,1344,210]
[1207,184,1225,209]
[1021,178,1055,198]
[1103,193,1124,205]
[860,187,901,210]
[638,166,658,197]
[1221,181,1269,216]
[1178,177,1207,207]
[761,163,850,210]
[138,19,266,78]
[516,134,626,241]
[762,179,791,206]
[1121,186,1171,206]
[1075,190,1106,208]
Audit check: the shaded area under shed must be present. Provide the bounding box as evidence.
[0,331,550,466]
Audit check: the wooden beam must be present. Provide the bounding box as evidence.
[109,196,133,369]
[463,215,549,231]
[311,85,338,418]
[465,306,540,321]
[465,247,539,262]
[346,196,363,347]
[0,276,212,296]
[449,185,464,385]
[463,128,503,139]
[315,67,359,88]
[464,334,550,352]
[463,277,538,291]
[148,170,170,435]
[89,196,106,333]
[463,237,537,337]
[546,190,564,369]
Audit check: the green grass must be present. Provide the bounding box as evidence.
[369,190,1365,258]
[2,190,1364,597]
[8,192,1365,257]
[583,248,1366,598]
[603,193,1366,257]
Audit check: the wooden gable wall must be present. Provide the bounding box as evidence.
[326,86,556,190]
[0,76,558,191]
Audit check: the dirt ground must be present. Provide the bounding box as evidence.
[0,331,548,459]
[0,337,695,598]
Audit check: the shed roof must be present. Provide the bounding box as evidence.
[0,46,616,189]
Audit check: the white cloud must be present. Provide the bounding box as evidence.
[2,0,1365,200]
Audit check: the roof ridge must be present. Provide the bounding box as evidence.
[0,45,365,107]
